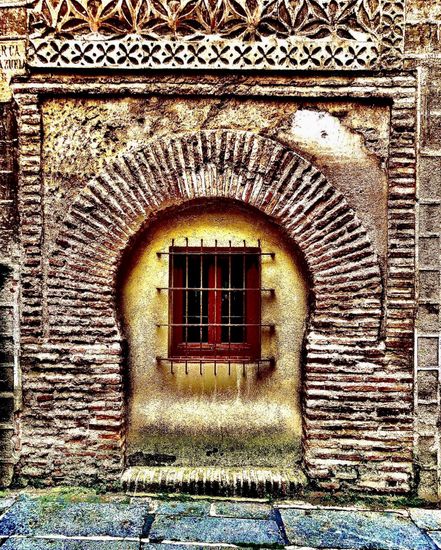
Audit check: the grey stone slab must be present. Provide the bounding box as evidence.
[1,540,140,550]
[142,545,231,549]
[410,509,441,531]
[0,496,151,538]
[1,539,65,550]
[212,500,274,520]
[279,508,437,550]
[154,500,210,516]
[428,531,441,549]
[149,515,286,546]
[64,540,141,549]
[0,497,17,516]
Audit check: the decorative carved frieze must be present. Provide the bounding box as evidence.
[28,0,404,71]
[29,35,379,70]
[30,0,381,39]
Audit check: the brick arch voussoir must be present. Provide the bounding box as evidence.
[51,130,383,344]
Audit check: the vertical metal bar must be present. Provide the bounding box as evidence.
[200,238,203,356]
[214,239,218,359]
[185,237,189,356]
[243,239,246,348]
[228,240,232,353]
[258,240,261,361]
[169,238,175,366]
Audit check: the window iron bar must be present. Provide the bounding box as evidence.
[157,323,275,327]
[169,237,175,357]
[185,237,189,353]
[157,250,274,257]
[214,238,218,356]
[199,237,204,355]
[157,356,275,376]
[239,239,244,355]
[157,287,274,292]
[157,357,274,364]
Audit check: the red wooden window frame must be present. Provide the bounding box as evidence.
[169,247,261,361]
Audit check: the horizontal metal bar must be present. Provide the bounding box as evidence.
[157,357,275,365]
[157,323,275,327]
[157,251,274,256]
[157,287,274,292]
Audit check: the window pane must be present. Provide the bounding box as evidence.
[170,247,260,358]
[231,254,243,289]
[182,253,209,343]
[219,254,245,344]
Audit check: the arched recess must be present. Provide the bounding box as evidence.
[48,130,383,488]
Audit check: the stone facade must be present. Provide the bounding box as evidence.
[0,0,439,500]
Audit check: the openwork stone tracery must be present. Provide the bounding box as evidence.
[28,0,404,70]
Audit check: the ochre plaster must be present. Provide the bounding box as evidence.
[119,202,309,467]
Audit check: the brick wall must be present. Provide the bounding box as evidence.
[1,0,441,499]
[0,102,19,487]
[9,77,417,495]
[415,66,441,501]
[404,0,441,502]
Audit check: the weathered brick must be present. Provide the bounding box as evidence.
[418,370,439,402]
[417,302,440,333]
[418,337,440,367]
[420,204,441,234]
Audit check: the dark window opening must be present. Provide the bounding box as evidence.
[169,246,261,361]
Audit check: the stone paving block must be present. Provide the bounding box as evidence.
[142,545,232,549]
[0,496,151,538]
[64,540,141,549]
[0,539,63,549]
[212,500,274,520]
[1,539,140,549]
[410,509,441,530]
[428,531,441,549]
[154,500,210,516]
[0,496,17,516]
[279,508,437,550]
[149,515,286,547]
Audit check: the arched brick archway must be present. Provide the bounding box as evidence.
[43,130,385,489]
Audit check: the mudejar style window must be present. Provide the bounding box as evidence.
[170,243,261,361]
[156,239,276,369]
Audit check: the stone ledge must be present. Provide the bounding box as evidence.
[122,466,308,498]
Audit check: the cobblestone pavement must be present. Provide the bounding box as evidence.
[0,494,440,549]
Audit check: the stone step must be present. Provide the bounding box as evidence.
[121,466,308,498]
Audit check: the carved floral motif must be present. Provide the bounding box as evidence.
[28,0,404,71]
[31,0,382,40]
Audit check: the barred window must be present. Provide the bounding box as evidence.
[169,245,261,361]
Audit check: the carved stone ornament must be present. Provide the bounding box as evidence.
[28,0,405,71]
